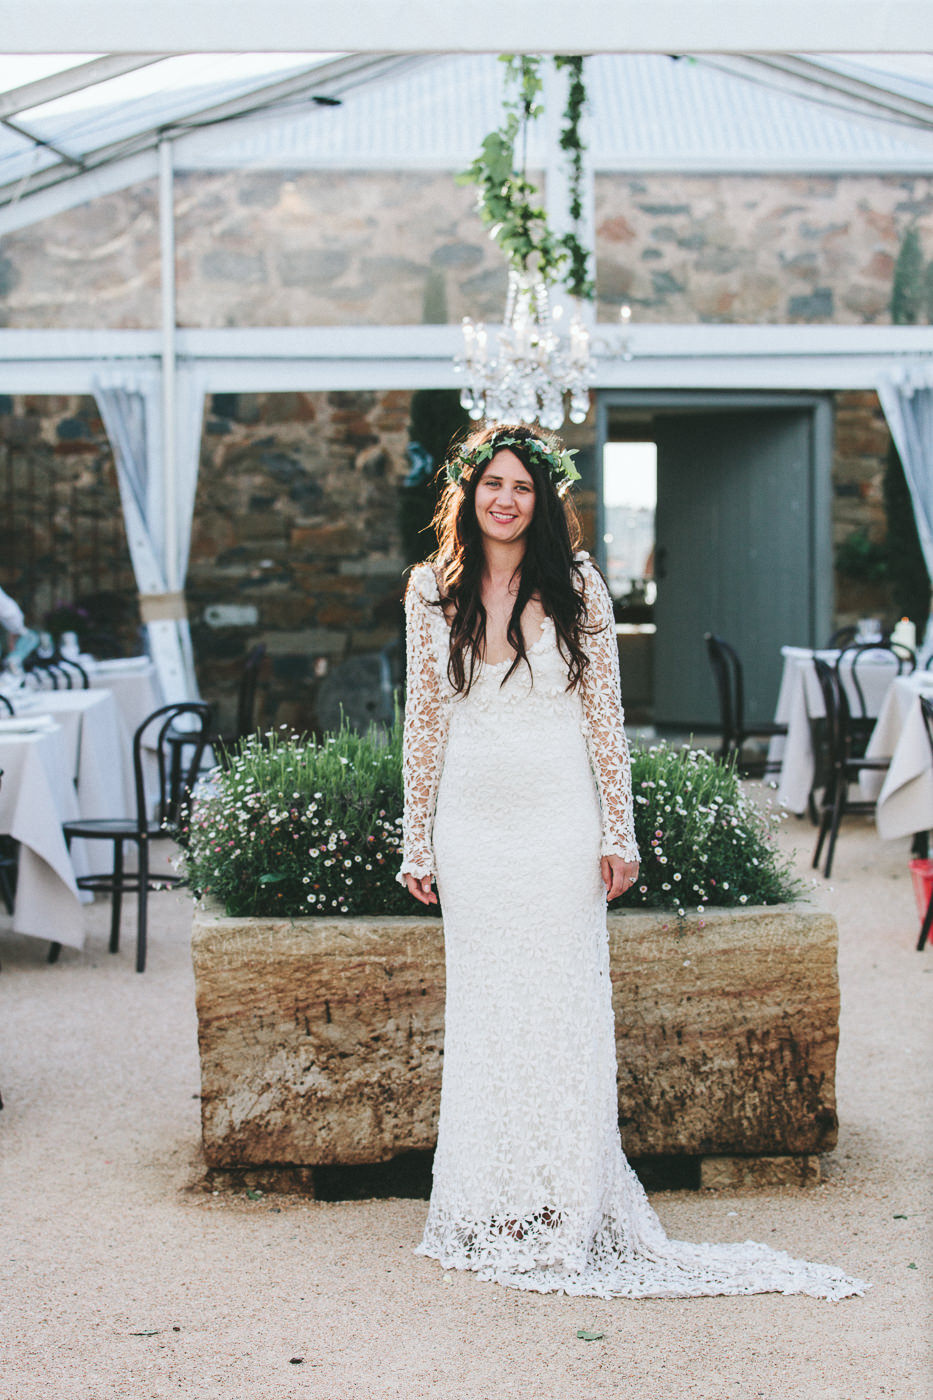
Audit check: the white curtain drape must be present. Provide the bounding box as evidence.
[93,369,205,704]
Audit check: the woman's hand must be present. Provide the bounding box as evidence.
[403,872,438,906]
[601,856,639,902]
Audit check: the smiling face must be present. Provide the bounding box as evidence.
[473,449,536,546]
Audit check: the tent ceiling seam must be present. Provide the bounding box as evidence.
[0,115,84,167]
[0,51,428,210]
[0,54,171,121]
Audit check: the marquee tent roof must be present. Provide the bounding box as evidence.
[0,22,931,707]
[1,50,933,235]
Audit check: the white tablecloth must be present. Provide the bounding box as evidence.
[87,657,162,738]
[868,673,933,840]
[769,647,902,813]
[16,689,133,819]
[0,726,85,947]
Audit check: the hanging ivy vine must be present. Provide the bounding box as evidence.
[458,53,593,300]
[554,54,593,301]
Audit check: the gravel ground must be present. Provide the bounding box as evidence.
[1,801,931,1400]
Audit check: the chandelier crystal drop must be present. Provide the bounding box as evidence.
[455,269,593,431]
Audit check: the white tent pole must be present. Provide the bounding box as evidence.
[158,137,178,593]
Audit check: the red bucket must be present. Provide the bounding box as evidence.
[908,858,933,922]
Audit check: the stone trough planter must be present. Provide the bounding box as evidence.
[191,901,840,1184]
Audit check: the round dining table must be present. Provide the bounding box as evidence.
[769,646,904,813]
[0,720,85,948]
[866,672,933,840]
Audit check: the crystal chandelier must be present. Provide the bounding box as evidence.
[456,268,592,431]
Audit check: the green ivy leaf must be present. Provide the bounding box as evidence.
[576,1329,605,1342]
[457,54,592,296]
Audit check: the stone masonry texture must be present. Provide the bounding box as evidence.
[0,394,139,650]
[0,387,895,728]
[0,163,920,717]
[0,171,930,329]
[595,173,933,324]
[191,902,840,1167]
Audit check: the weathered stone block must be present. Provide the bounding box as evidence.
[699,1155,821,1190]
[192,903,840,1169]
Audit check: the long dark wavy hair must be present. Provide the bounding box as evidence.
[430,422,592,694]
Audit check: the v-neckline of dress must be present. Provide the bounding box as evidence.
[481,616,555,670]
[425,564,553,671]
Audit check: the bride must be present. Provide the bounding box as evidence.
[399,422,864,1301]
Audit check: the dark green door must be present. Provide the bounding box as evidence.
[652,409,815,728]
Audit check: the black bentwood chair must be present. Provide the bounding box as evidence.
[811,659,890,879]
[704,633,787,776]
[166,642,266,806]
[53,702,211,973]
[53,652,90,689]
[22,652,67,689]
[834,642,914,767]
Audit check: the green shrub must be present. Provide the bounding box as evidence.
[626,742,800,914]
[184,724,414,919]
[183,724,799,919]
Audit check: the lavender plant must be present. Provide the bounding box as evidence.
[183,725,799,920]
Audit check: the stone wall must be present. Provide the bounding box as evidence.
[0,185,160,329]
[831,391,895,627]
[0,172,508,330]
[595,173,933,323]
[1,170,931,329]
[0,394,139,649]
[0,387,897,723]
[188,389,412,733]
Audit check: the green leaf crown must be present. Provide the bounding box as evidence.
[446,435,581,495]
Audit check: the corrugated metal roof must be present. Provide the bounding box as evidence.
[174,54,506,169]
[175,52,933,172]
[1,49,932,216]
[586,54,933,170]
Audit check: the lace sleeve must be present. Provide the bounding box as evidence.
[578,558,640,863]
[397,566,451,884]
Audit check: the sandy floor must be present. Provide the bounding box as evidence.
[1,800,931,1400]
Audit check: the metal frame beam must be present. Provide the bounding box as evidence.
[697,55,933,130]
[0,324,928,395]
[0,55,170,120]
[0,52,426,212]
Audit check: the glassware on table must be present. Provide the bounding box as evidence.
[854,617,883,644]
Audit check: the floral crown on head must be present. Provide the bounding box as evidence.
[446,434,581,496]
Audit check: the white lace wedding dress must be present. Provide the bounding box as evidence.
[399,556,864,1301]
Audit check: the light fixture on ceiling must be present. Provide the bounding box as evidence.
[456,294,635,431]
[456,269,593,430]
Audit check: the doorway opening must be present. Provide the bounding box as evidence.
[598,392,833,734]
[601,437,658,723]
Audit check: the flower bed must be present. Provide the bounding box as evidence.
[183,724,799,919]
